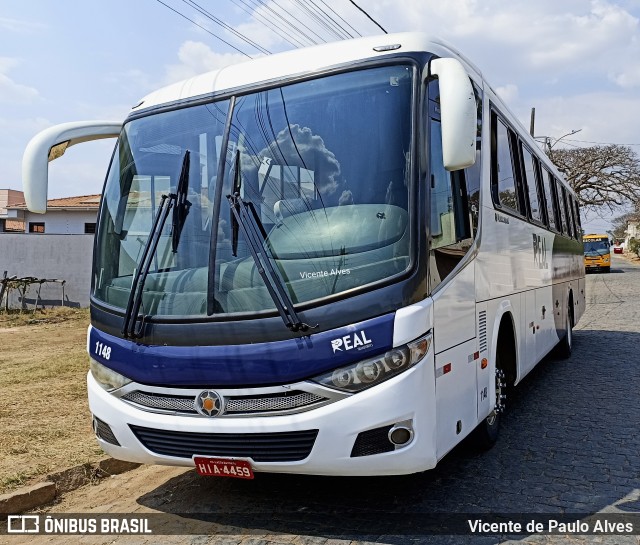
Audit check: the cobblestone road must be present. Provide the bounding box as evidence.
[4,256,640,545]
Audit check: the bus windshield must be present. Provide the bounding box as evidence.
[93,64,413,318]
[583,237,610,257]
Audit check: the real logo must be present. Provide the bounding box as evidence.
[331,330,373,353]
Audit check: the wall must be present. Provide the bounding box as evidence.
[23,210,97,234]
[0,234,94,308]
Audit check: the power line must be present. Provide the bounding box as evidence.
[564,138,640,147]
[241,0,320,46]
[153,0,253,58]
[227,0,366,51]
[227,0,306,48]
[182,0,271,55]
[347,0,387,34]
[317,0,362,37]
[292,0,351,40]
[261,0,327,45]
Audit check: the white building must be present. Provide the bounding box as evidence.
[0,189,26,232]
[625,220,639,248]
[2,192,100,234]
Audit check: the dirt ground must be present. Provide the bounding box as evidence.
[0,308,104,494]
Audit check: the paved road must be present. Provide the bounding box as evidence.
[4,256,640,545]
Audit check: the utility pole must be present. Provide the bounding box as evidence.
[529,107,535,137]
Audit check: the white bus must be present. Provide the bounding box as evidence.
[23,32,584,477]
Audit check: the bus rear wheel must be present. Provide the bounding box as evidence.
[555,305,573,360]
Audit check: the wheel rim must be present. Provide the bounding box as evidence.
[567,313,572,349]
[488,368,506,425]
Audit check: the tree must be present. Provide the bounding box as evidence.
[549,144,640,213]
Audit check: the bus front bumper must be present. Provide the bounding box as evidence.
[87,358,438,477]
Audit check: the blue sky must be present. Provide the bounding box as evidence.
[3,0,640,232]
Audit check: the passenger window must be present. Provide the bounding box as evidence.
[573,198,582,238]
[492,116,520,213]
[564,188,575,238]
[521,145,542,222]
[555,179,567,234]
[541,169,557,231]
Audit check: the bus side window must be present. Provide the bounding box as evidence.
[520,143,542,223]
[566,191,577,239]
[465,80,483,239]
[560,186,574,237]
[491,114,522,215]
[428,118,475,289]
[427,74,477,290]
[555,180,568,236]
[532,156,549,227]
[573,198,582,238]
[541,168,558,231]
[429,119,467,248]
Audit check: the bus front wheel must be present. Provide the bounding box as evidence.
[471,356,506,450]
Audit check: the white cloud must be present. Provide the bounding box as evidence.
[528,1,638,69]
[611,64,640,88]
[366,0,640,89]
[0,57,39,104]
[508,91,640,149]
[233,19,293,51]
[495,84,519,103]
[164,40,251,84]
[0,16,47,33]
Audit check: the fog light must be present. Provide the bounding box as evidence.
[388,425,413,446]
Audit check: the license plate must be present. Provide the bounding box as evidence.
[193,456,254,479]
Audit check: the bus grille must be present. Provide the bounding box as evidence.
[122,391,195,413]
[121,390,326,416]
[130,425,318,462]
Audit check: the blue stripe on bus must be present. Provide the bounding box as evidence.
[88,313,395,387]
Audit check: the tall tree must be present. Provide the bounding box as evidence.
[549,144,640,213]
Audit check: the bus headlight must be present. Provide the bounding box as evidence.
[312,333,432,393]
[89,358,132,391]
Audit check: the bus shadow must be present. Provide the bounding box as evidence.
[587,269,625,274]
[136,328,640,543]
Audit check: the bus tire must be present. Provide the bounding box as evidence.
[471,354,506,450]
[555,305,573,360]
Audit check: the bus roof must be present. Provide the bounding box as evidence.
[583,234,609,239]
[132,32,482,113]
[128,31,576,200]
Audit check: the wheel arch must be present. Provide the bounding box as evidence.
[489,302,518,388]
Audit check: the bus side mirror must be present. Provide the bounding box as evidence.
[22,121,122,213]
[429,58,477,171]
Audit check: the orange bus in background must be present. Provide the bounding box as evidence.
[583,234,611,272]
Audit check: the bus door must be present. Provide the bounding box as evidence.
[427,76,480,456]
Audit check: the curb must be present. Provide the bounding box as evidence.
[0,459,141,515]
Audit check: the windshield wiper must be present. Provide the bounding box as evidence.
[172,150,191,253]
[122,193,176,339]
[122,193,175,338]
[227,154,315,333]
[121,150,193,338]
